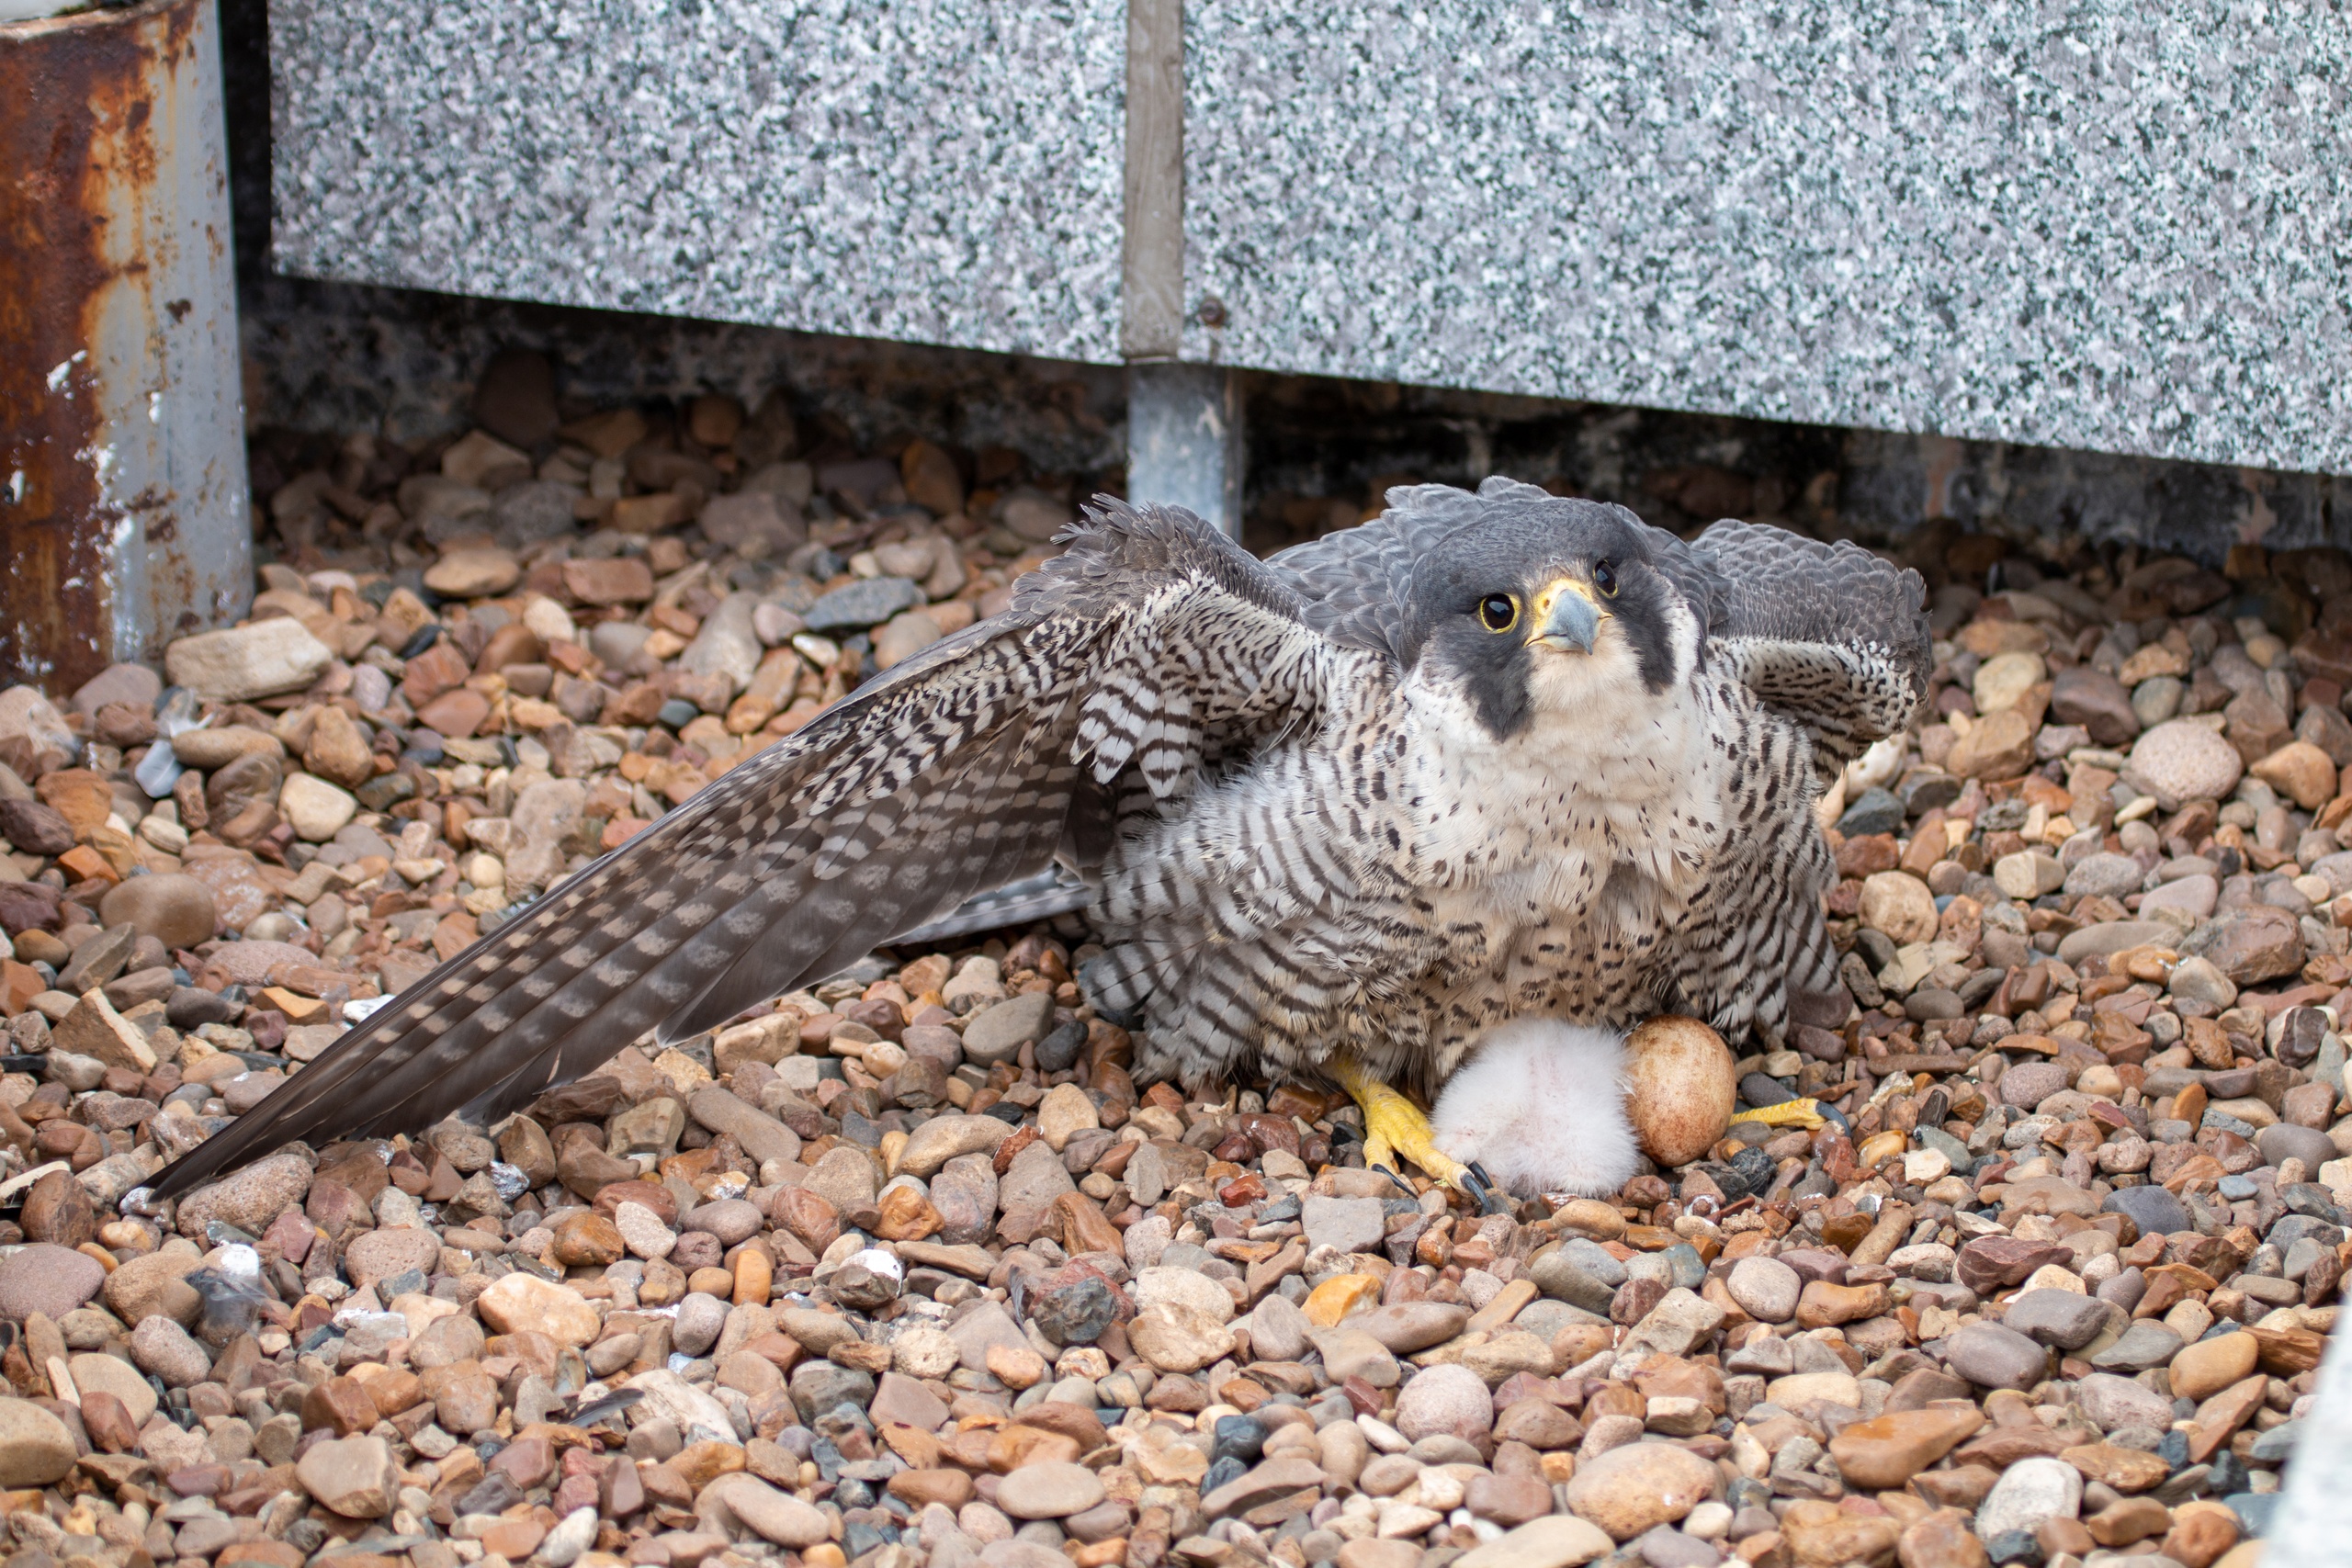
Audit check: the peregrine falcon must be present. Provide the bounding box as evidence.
[149,479,1928,1204]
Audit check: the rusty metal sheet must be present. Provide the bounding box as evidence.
[0,0,251,695]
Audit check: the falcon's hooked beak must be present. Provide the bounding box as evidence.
[1530,579,1607,654]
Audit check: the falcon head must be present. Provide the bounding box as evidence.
[1400,489,1707,739]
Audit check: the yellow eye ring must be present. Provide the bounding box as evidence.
[1593,559,1618,596]
[1478,594,1519,632]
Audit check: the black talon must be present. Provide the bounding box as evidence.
[1374,1161,1417,1199]
[1462,1161,1509,1216]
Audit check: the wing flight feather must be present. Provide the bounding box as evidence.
[149,502,1357,1199]
[1694,518,1931,771]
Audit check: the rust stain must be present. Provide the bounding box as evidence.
[1917,434,1962,525]
[0,0,202,693]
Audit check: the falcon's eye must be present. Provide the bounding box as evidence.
[1593,560,1618,596]
[1478,594,1519,632]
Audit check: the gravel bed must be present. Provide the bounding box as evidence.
[0,358,2337,1568]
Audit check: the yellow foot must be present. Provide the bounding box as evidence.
[1328,1054,1506,1213]
[1728,1096,1850,1134]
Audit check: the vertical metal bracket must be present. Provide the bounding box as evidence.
[1127,361,1243,537]
[0,0,254,691]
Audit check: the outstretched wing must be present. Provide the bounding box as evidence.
[150,502,1363,1199]
[1695,519,1931,773]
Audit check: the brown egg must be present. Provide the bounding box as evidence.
[1623,1015,1736,1168]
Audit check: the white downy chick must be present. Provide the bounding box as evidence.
[1430,1017,1638,1197]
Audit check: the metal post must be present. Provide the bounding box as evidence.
[0,0,253,693]
[1127,361,1244,537]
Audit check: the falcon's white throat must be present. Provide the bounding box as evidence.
[1397,591,1719,911]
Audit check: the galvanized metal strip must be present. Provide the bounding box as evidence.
[1126,361,1242,536]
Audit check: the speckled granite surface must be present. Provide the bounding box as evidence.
[1180,1,2352,475]
[270,0,1126,364]
[275,0,2352,474]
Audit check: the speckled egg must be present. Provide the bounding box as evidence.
[1623,1015,1737,1168]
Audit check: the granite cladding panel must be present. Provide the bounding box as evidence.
[1180,2,2352,476]
[270,0,1126,364]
